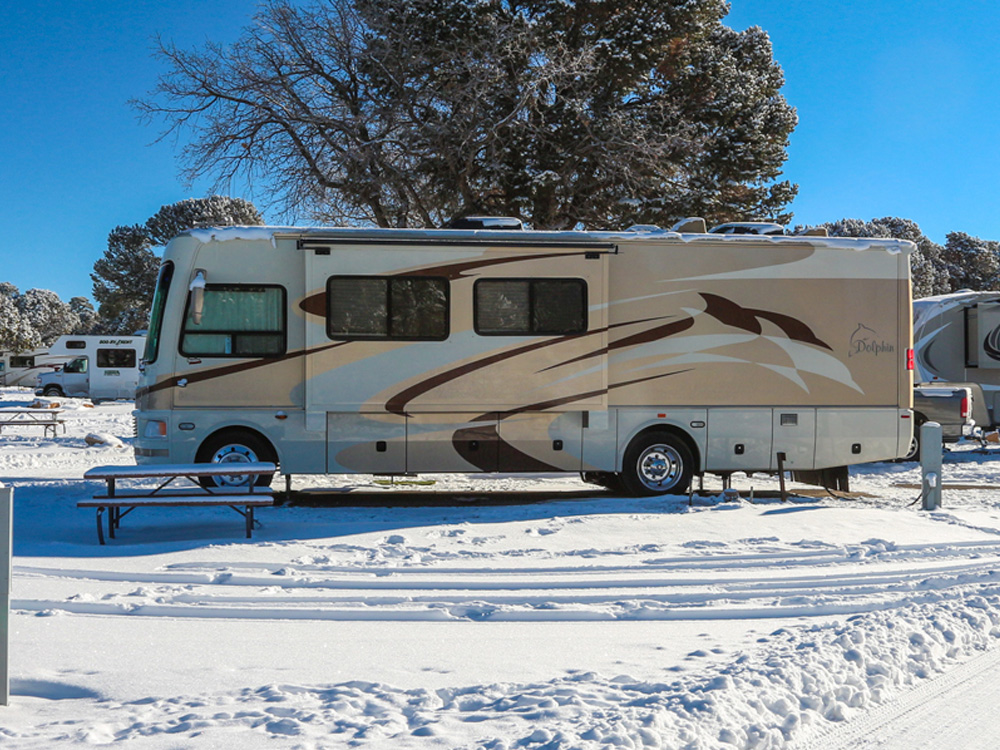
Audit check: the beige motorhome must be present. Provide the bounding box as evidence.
[133,225,915,495]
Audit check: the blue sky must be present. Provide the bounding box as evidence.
[2,0,999,304]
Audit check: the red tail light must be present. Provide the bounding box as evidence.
[961,395,970,419]
[906,348,914,370]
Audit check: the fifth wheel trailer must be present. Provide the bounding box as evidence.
[912,290,1000,429]
[133,224,914,495]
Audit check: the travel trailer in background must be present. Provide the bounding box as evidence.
[35,335,145,401]
[0,348,73,388]
[912,290,1000,429]
[133,224,914,495]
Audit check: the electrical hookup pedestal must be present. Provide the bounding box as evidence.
[920,421,943,511]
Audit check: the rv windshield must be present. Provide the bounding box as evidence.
[144,262,174,364]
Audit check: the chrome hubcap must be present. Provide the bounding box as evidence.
[637,444,682,490]
[211,443,258,486]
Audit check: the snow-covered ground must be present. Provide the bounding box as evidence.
[2,386,1000,748]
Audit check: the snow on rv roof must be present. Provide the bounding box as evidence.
[183,225,914,254]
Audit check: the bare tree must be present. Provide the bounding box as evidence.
[136,0,797,229]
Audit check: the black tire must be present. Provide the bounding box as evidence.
[196,430,276,488]
[620,431,694,497]
[896,420,923,462]
[580,471,625,493]
[42,386,63,397]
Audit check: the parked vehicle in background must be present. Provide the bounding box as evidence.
[906,384,975,460]
[34,335,145,401]
[133,222,914,494]
[0,348,73,388]
[912,291,1000,429]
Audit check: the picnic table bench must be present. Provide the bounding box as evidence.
[0,408,65,438]
[80,462,276,544]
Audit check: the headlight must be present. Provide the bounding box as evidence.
[143,420,167,439]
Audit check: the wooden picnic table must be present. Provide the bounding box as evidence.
[0,408,65,438]
[80,462,277,544]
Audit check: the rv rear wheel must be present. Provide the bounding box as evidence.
[621,432,693,497]
[197,431,276,488]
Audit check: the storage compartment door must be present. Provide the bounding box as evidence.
[771,409,816,470]
[706,408,772,472]
[406,413,499,473]
[497,412,584,472]
[327,413,406,473]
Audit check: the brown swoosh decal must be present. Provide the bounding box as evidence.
[700,293,831,350]
[384,332,593,415]
[139,340,349,396]
[298,251,595,317]
[545,317,696,371]
[454,369,693,472]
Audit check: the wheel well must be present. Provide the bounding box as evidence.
[196,426,279,465]
[625,424,700,471]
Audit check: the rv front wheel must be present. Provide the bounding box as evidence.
[621,432,693,497]
[197,431,276,488]
[42,386,63,397]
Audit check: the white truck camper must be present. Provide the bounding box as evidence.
[35,335,145,401]
[0,348,72,388]
[133,224,915,495]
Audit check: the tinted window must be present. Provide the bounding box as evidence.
[181,284,286,357]
[475,279,587,335]
[97,349,137,368]
[10,356,34,368]
[327,276,448,340]
[66,340,86,350]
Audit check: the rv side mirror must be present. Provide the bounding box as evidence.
[188,270,207,325]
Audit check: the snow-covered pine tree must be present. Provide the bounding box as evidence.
[15,288,80,346]
[942,232,1000,293]
[0,293,40,353]
[145,196,263,246]
[821,217,948,299]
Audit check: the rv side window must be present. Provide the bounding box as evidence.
[326,276,449,340]
[10,356,34,368]
[966,306,979,367]
[66,340,86,350]
[97,349,137,368]
[181,284,286,358]
[475,278,587,335]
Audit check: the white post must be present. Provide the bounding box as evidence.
[0,484,11,706]
[921,422,943,511]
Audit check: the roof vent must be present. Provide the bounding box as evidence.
[625,224,663,233]
[708,222,785,236]
[794,226,829,237]
[670,217,708,233]
[445,216,524,230]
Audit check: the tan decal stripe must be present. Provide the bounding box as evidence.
[141,341,349,395]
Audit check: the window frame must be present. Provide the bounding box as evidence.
[325,275,450,342]
[180,283,287,359]
[473,277,588,336]
[96,348,137,369]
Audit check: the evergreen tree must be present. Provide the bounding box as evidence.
[137,0,797,229]
[15,288,79,346]
[821,217,948,299]
[69,296,100,334]
[942,232,1000,293]
[0,294,40,353]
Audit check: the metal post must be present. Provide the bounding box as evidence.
[1,485,12,706]
[921,421,943,511]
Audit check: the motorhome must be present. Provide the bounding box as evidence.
[133,224,914,495]
[35,335,145,401]
[0,348,72,388]
[913,290,1000,428]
